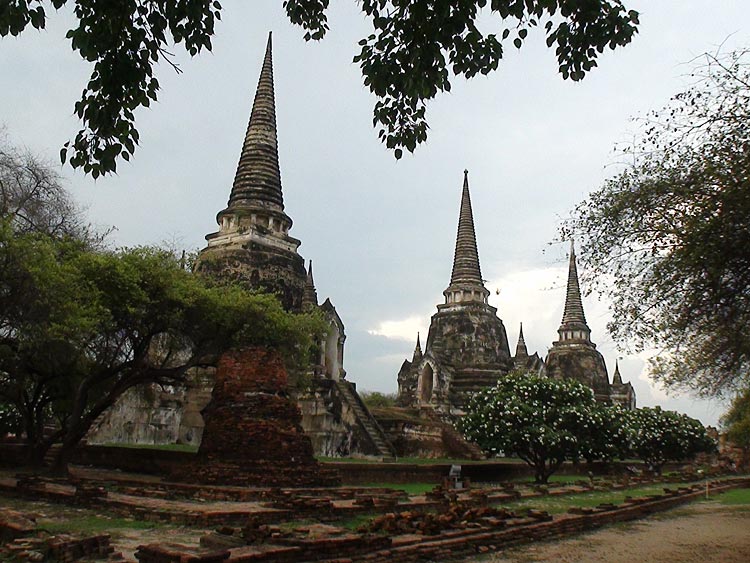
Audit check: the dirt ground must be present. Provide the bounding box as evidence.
[482,501,750,563]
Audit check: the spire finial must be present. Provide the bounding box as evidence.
[412,331,423,361]
[226,32,284,212]
[302,258,318,309]
[558,239,591,341]
[448,170,484,286]
[515,322,529,358]
[612,359,623,385]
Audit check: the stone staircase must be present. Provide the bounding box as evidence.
[42,444,62,467]
[334,380,397,460]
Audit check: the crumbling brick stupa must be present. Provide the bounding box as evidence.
[172,347,339,487]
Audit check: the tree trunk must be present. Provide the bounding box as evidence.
[26,442,48,467]
[534,462,549,484]
[52,426,88,476]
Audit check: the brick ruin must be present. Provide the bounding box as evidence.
[2,464,747,563]
[171,347,339,487]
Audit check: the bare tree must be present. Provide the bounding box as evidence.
[0,131,85,239]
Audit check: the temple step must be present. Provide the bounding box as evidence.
[334,380,397,459]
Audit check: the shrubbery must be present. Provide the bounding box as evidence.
[460,373,716,481]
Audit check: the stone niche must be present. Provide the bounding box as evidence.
[398,302,513,413]
[171,347,339,487]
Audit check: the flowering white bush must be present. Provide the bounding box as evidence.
[459,374,624,483]
[622,406,716,472]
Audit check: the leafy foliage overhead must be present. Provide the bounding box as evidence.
[291,0,639,159]
[1,0,222,178]
[0,1,639,174]
[564,49,750,397]
[722,389,750,449]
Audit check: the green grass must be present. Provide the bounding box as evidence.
[102,442,198,453]
[1,493,172,539]
[359,482,436,494]
[316,456,381,464]
[339,513,376,531]
[317,456,521,465]
[501,483,682,514]
[39,515,164,534]
[717,488,750,505]
[510,474,583,485]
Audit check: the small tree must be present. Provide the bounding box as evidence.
[721,389,750,450]
[0,133,91,240]
[623,407,716,473]
[460,374,622,483]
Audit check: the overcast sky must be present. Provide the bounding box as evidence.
[2,1,748,426]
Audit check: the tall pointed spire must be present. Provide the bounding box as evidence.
[515,323,529,358]
[443,170,489,306]
[557,240,591,342]
[302,260,318,309]
[227,32,284,212]
[412,332,423,362]
[450,170,483,285]
[612,360,623,385]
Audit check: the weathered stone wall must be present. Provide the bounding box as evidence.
[545,344,611,401]
[372,407,483,460]
[86,371,382,459]
[195,244,306,312]
[297,379,375,458]
[426,305,512,371]
[87,367,214,447]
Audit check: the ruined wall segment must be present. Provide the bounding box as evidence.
[172,347,339,487]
